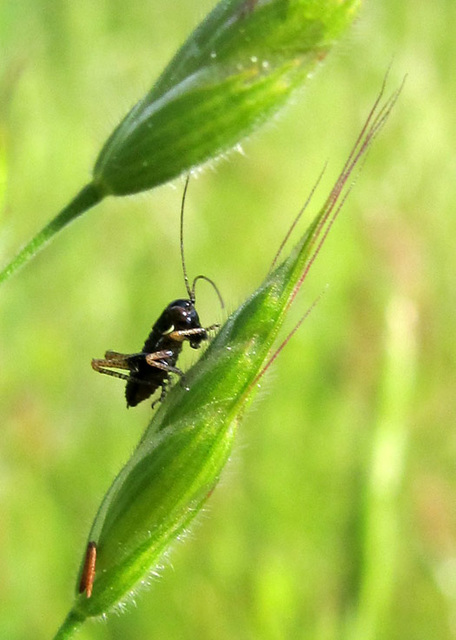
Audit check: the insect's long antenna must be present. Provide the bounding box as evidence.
[180,175,193,300]
[192,275,225,310]
[180,175,224,309]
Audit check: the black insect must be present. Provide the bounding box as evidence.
[91,177,223,408]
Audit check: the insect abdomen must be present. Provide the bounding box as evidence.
[125,368,163,407]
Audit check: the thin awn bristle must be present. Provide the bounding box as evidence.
[287,76,405,310]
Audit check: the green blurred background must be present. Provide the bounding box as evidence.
[1,1,455,638]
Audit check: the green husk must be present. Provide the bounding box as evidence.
[93,0,362,196]
[0,0,361,285]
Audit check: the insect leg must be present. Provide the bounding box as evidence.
[92,352,133,371]
[144,352,184,378]
[204,323,220,333]
[104,350,129,359]
[141,349,174,362]
[168,324,219,342]
[92,356,175,388]
[151,379,170,409]
[91,364,132,381]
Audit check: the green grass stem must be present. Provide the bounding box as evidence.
[0,183,102,285]
[53,610,85,640]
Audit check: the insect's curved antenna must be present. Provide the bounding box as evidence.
[180,174,193,300]
[180,175,224,310]
[191,274,225,310]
